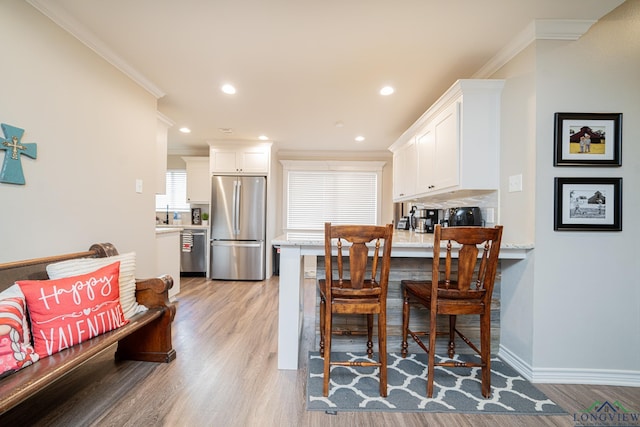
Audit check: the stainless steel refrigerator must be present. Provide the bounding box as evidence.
[209,175,266,280]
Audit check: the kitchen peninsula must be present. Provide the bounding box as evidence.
[272,230,533,370]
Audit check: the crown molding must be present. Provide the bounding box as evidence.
[157,112,175,127]
[474,19,597,78]
[26,0,165,99]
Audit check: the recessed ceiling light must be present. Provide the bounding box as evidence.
[258,135,269,141]
[355,136,365,142]
[380,86,394,96]
[179,127,191,133]
[221,84,236,95]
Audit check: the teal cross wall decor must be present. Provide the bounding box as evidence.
[0,123,37,185]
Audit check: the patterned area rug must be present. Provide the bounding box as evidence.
[307,352,566,414]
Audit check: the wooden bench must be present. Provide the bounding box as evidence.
[0,243,177,415]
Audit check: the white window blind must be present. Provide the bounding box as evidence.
[286,170,378,230]
[155,170,190,212]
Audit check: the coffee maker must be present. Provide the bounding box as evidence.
[417,208,439,233]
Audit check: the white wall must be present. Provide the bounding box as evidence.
[498,0,640,383]
[0,1,159,277]
[492,44,537,369]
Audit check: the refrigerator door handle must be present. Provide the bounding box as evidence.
[232,180,239,235]
[212,241,262,248]
[235,179,242,235]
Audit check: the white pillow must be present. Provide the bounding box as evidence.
[46,252,147,319]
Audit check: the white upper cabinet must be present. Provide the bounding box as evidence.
[389,79,504,202]
[183,156,210,204]
[210,144,271,175]
[392,138,417,199]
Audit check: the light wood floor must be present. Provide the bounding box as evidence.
[2,276,638,426]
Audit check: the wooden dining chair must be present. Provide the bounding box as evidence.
[318,222,394,397]
[401,224,503,398]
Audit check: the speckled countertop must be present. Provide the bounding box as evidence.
[272,229,533,259]
[155,224,208,234]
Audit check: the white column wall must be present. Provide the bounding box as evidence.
[495,1,639,383]
[532,2,640,376]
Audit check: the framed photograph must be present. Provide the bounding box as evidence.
[191,207,202,225]
[554,177,622,231]
[554,112,622,166]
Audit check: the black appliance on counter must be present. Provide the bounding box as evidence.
[449,207,483,226]
[417,208,439,233]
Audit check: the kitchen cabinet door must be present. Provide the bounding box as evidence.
[184,156,210,204]
[210,150,238,174]
[241,150,269,173]
[210,147,269,174]
[392,138,417,200]
[415,101,459,195]
[415,124,435,194]
[432,101,459,191]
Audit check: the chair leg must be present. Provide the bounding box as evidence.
[448,315,457,358]
[480,311,491,398]
[322,308,332,397]
[427,308,437,398]
[319,295,325,357]
[401,287,409,358]
[366,314,374,358]
[378,310,388,397]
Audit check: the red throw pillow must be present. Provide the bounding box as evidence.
[18,262,128,358]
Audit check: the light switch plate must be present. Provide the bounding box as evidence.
[135,179,143,193]
[508,174,522,192]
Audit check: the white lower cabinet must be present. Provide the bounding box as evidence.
[156,229,180,300]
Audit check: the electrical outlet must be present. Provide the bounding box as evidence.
[508,174,522,193]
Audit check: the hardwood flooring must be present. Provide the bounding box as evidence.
[1,276,638,426]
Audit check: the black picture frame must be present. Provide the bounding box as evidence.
[554,113,622,166]
[191,207,202,225]
[554,177,622,231]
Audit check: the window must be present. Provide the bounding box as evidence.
[282,160,385,230]
[155,170,190,212]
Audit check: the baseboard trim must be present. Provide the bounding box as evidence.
[498,345,640,387]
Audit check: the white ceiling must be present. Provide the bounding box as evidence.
[28,0,624,154]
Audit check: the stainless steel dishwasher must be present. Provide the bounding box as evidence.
[180,229,207,276]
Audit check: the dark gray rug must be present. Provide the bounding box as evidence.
[307,352,566,414]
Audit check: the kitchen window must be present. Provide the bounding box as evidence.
[155,170,190,212]
[282,160,385,230]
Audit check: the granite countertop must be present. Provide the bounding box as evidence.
[156,224,209,230]
[155,227,182,235]
[272,229,534,251]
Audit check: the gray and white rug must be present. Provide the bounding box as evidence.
[307,352,566,414]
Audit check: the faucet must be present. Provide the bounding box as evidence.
[165,205,170,224]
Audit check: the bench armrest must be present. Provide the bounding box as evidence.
[134,274,176,321]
